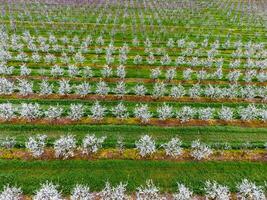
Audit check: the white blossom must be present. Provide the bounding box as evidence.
[136,180,162,200]
[152,82,166,98]
[228,70,241,83]
[197,70,208,81]
[96,36,104,46]
[135,135,156,157]
[44,105,63,120]
[58,79,71,95]
[20,64,31,76]
[183,69,193,80]
[44,54,56,64]
[0,64,14,75]
[0,103,15,121]
[132,37,139,46]
[133,55,142,65]
[150,68,161,80]
[147,52,155,65]
[237,179,266,200]
[175,56,186,66]
[177,106,195,122]
[59,53,70,64]
[33,181,63,200]
[95,81,110,96]
[191,140,213,160]
[259,109,267,122]
[20,103,41,121]
[17,79,33,96]
[75,82,91,97]
[68,65,80,77]
[166,68,176,81]
[90,101,106,120]
[113,81,127,97]
[162,138,183,157]
[167,38,175,48]
[73,52,85,64]
[0,185,22,200]
[170,85,185,98]
[111,102,129,119]
[173,183,194,200]
[198,107,214,120]
[32,53,41,63]
[54,135,77,159]
[25,134,47,157]
[239,105,258,121]
[39,80,53,96]
[144,38,152,48]
[82,134,106,154]
[0,136,16,149]
[244,70,257,83]
[51,65,64,77]
[99,182,127,200]
[68,45,75,53]
[119,53,127,65]
[105,52,114,65]
[116,136,125,153]
[204,180,230,200]
[134,104,152,123]
[101,65,113,78]
[157,103,173,120]
[160,54,171,65]
[116,65,126,79]
[0,78,14,95]
[188,84,201,98]
[133,84,147,96]
[83,67,94,78]
[68,104,84,121]
[71,184,94,200]
[16,52,28,62]
[219,107,234,121]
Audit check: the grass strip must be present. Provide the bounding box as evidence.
[0,160,266,194]
[0,124,266,148]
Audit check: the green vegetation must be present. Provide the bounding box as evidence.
[0,125,266,148]
[0,160,266,194]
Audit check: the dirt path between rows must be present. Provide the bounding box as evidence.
[1,148,266,162]
[1,117,267,127]
[5,75,267,86]
[1,93,266,104]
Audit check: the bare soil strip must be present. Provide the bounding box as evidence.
[1,148,266,162]
[7,59,267,73]
[5,75,267,86]
[1,118,267,128]
[0,94,266,104]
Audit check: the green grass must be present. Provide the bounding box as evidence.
[0,160,266,194]
[0,125,266,148]
[0,0,266,195]
[0,98,262,119]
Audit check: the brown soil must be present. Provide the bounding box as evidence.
[1,148,266,162]
[7,59,267,73]
[1,93,266,104]
[5,75,267,86]
[1,118,267,128]
[19,194,237,200]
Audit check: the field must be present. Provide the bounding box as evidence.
[0,0,266,199]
